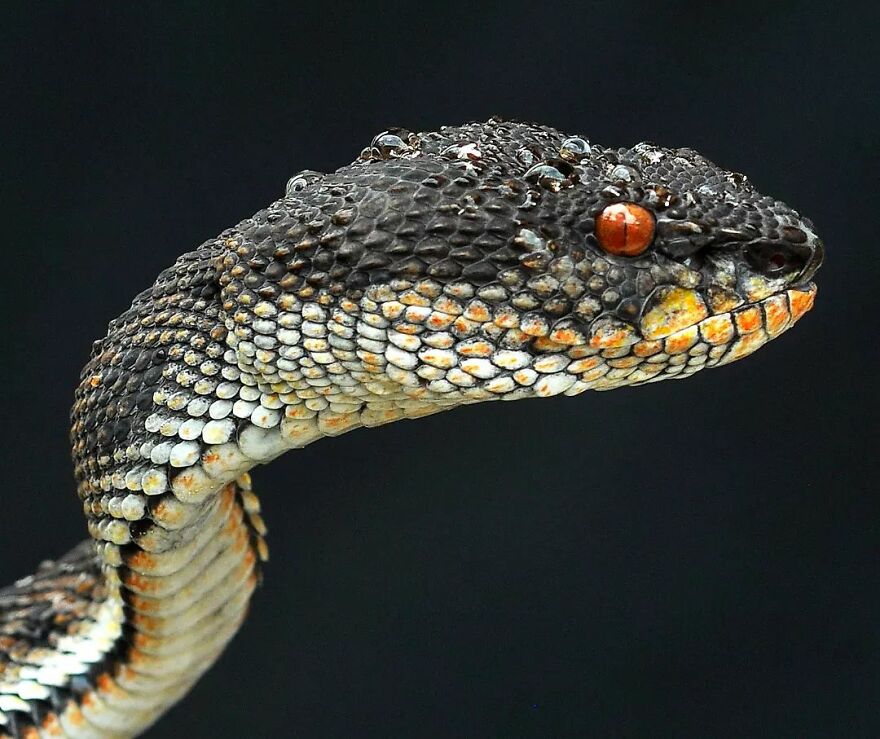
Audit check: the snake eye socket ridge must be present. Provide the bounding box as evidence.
[0,118,824,738]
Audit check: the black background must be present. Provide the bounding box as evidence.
[1,3,877,737]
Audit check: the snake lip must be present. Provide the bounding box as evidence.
[791,280,818,293]
[789,282,815,294]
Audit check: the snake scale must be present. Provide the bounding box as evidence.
[0,119,823,737]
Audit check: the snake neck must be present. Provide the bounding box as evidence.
[1,241,271,737]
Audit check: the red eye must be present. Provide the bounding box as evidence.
[595,202,655,256]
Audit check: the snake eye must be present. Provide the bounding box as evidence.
[595,202,655,256]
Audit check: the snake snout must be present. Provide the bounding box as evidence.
[799,237,824,284]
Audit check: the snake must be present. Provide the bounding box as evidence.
[0,119,823,738]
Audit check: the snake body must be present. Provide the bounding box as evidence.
[0,119,822,737]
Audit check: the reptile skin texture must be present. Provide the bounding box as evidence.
[0,119,823,737]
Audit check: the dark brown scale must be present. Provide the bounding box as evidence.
[71,243,229,488]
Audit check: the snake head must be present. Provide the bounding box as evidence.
[223,119,823,440]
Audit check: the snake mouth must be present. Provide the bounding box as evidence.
[790,279,817,295]
[572,282,818,392]
[781,281,817,314]
[685,282,816,368]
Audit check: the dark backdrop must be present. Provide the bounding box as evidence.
[1,3,877,737]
